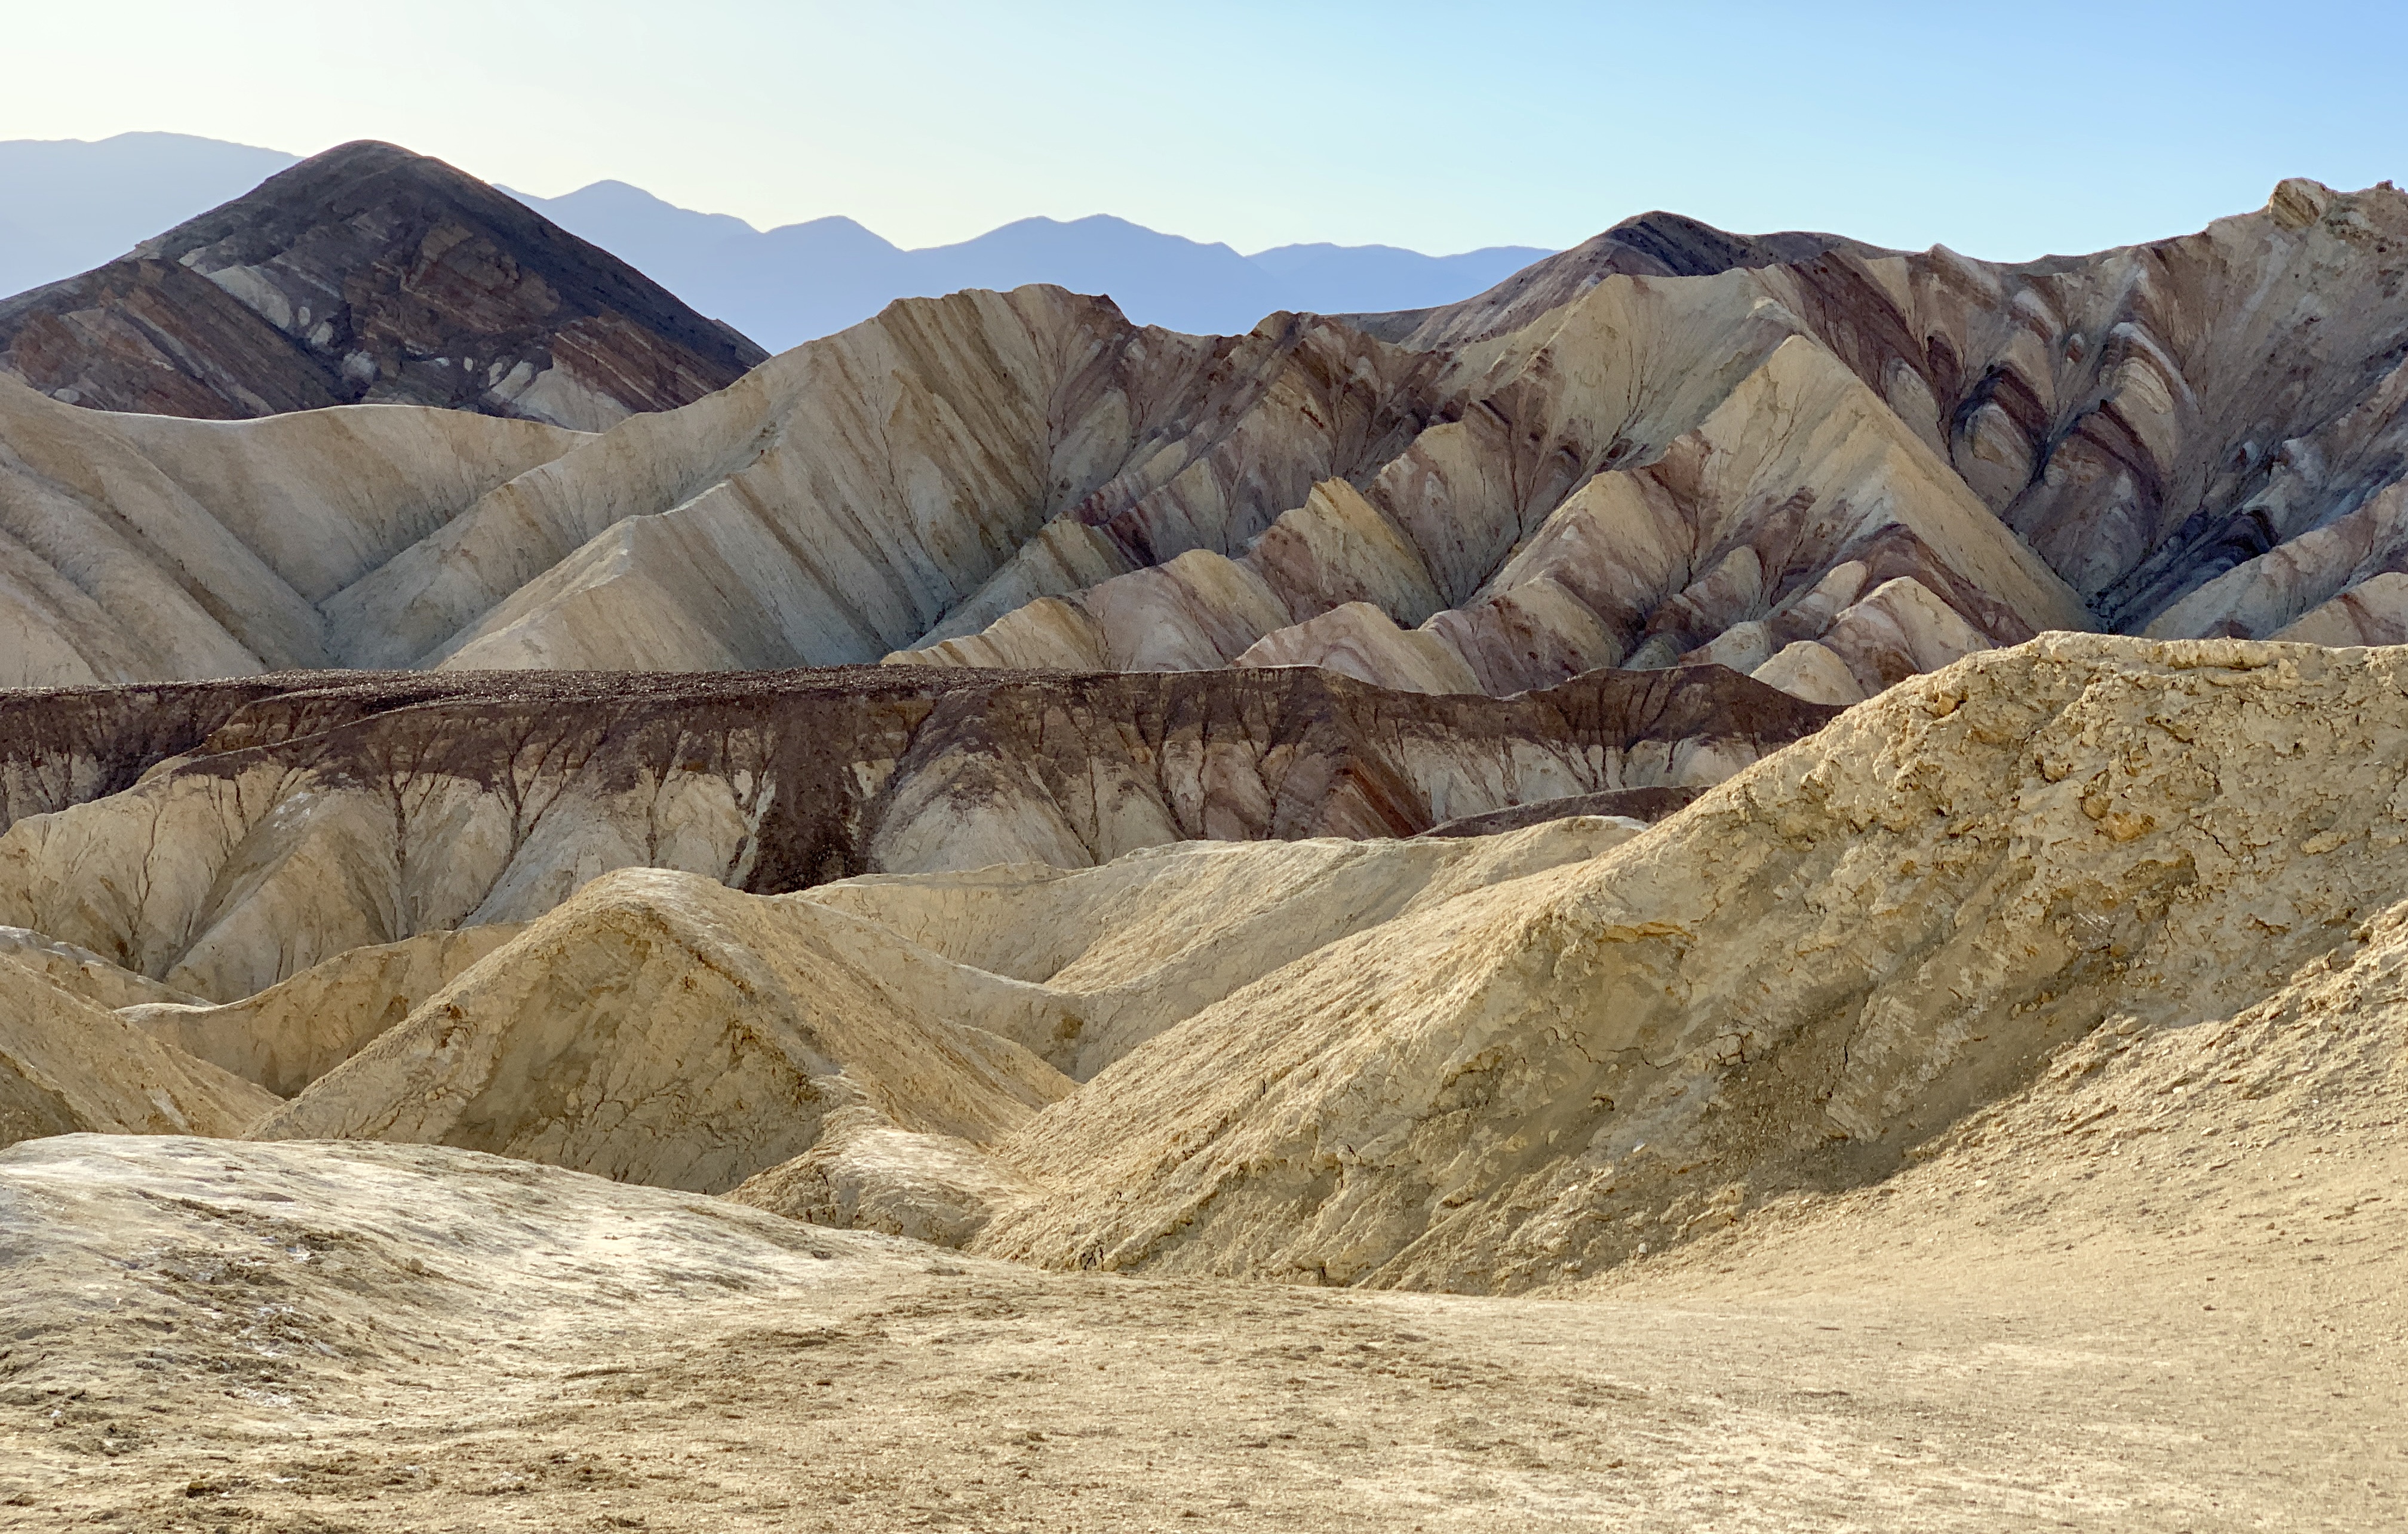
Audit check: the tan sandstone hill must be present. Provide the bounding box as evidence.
[243,819,1638,1204]
[964,635,2408,1289]
[123,925,525,1098]
[0,958,272,1147]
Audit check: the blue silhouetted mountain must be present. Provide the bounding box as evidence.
[509,180,1552,349]
[0,134,300,299]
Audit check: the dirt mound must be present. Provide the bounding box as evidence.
[124,925,524,1097]
[249,869,1076,1192]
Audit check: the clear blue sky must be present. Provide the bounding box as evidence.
[7,0,2404,258]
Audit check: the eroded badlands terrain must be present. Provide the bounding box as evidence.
[2,159,2405,1530]
[0,636,2400,1530]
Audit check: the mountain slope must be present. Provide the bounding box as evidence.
[0,141,766,428]
[0,663,1831,1001]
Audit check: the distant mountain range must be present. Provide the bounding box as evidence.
[505,180,1550,347]
[0,134,1550,349]
[0,134,300,300]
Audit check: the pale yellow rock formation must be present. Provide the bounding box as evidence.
[251,869,1074,1192]
[1813,575,1996,694]
[126,924,526,1097]
[0,957,275,1146]
[807,818,1638,1080]
[971,636,2408,1290]
[726,1106,1041,1246]
[1231,606,1480,694]
[1750,641,1865,705]
[0,376,581,686]
[0,926,201,1009]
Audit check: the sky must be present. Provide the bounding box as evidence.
[5,0,2406,260]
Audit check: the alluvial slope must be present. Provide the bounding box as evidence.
[969,635,2408,1290]
[0,663,1827,1001]
[0,141,766,428]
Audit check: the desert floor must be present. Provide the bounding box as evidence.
[4,1107,2398,1534]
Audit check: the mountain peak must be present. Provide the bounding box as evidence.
[1,139,766,427]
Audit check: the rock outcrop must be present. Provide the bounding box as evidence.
[0,141,766,428]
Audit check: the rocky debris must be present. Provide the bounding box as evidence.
[0,960,272,1148]
[0,141,766,428]
[0,663,1827,1001]
[968,635,2408,1290]
[0,1133,942,1415]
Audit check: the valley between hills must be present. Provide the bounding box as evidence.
[0,142,2401,1530]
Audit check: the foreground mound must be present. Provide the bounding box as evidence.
[972,635,2408,1289]
[1,1116,2394,1529]
[0,1135,936,1421]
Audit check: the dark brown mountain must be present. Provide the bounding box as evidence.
[0,140,767,428]
[1342,210,1892,349]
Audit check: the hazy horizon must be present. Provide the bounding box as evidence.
[5,1,2404,263]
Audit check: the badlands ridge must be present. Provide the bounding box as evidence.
[9,162,2408,710]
